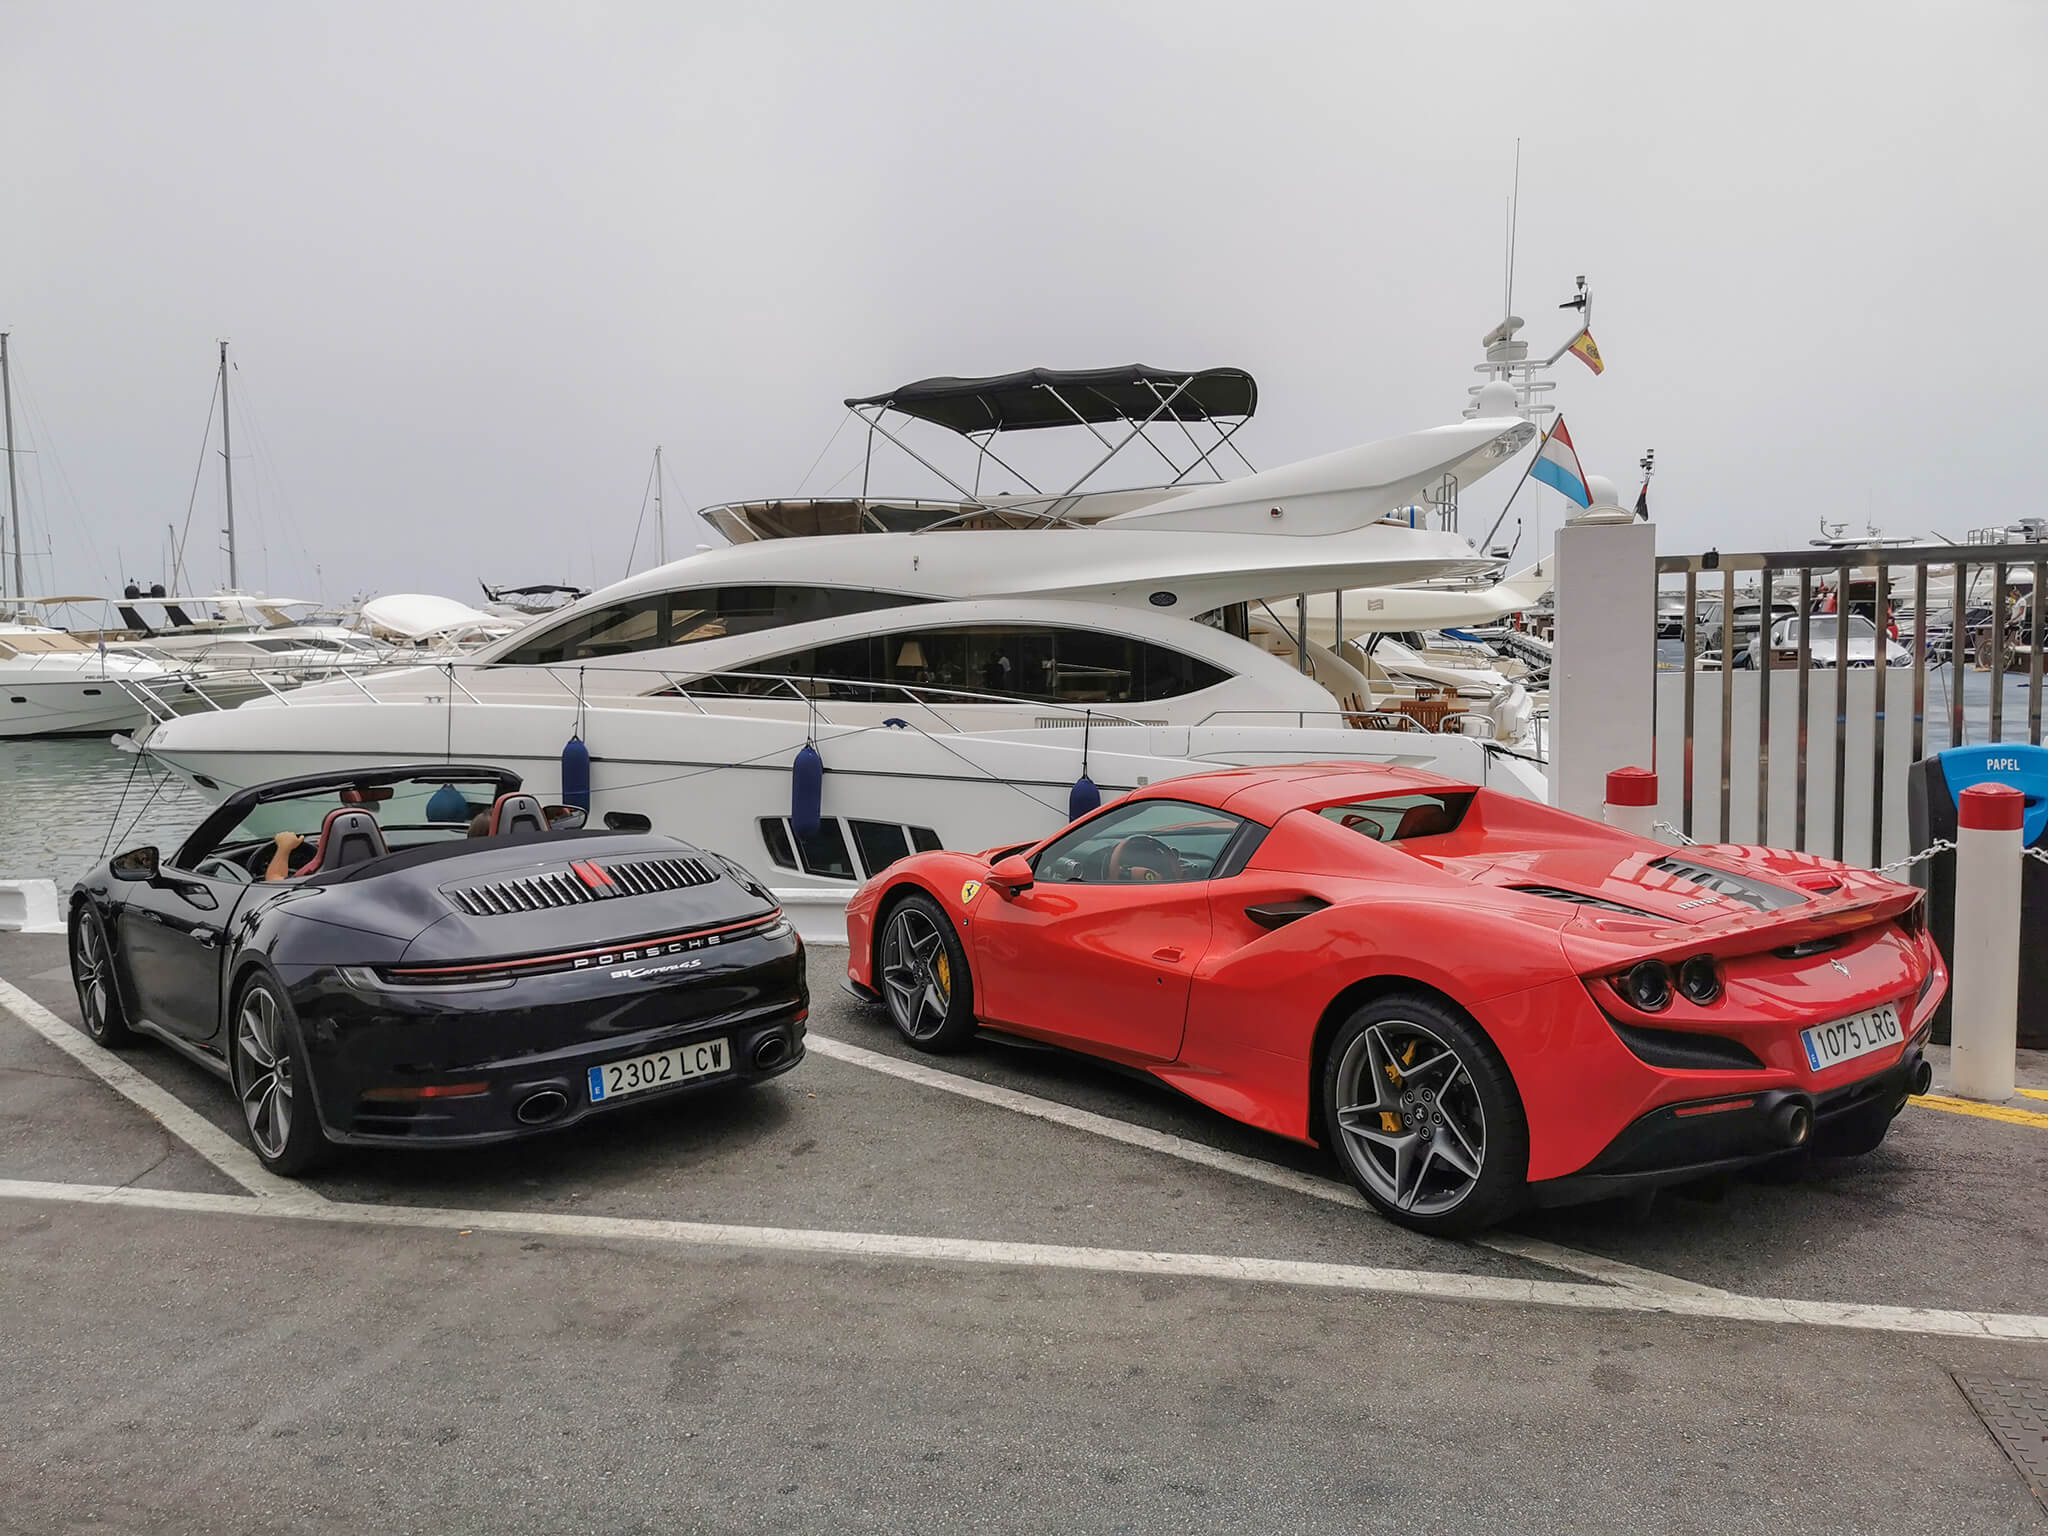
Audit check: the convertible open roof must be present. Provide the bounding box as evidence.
[845,365,1257,435]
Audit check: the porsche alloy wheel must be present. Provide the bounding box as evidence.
[230,977,329,1176]
[69,906,132,1047]
[1323,996,1528,1236]
[878,894,976,1051]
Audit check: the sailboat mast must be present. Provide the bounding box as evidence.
[1,333,21,602]
[654,445,666,565]
[219,340,237,590]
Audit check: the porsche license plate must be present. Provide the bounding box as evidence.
[588,1038,729,1102]
[1798,1005,1902,1073]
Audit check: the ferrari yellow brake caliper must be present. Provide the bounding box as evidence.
[1383,1040,1418,1091]
[935,950,950,996]
[1379,1040,1419,1132]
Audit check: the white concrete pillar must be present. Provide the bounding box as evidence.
[1951,782,2022,1102]
[1603,767,1658,838]
[1549,519,1656,819]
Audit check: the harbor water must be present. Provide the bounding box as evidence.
[0,666,2035,888]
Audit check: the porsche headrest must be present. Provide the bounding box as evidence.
[489,792,548,838]
[303,806,389,874]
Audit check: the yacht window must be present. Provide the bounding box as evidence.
[496,587,929,666]
[759,818,797,871]
[759,816,940,878]
[849,819,911,875]
[710,624,1228,705]
[754,816,858,880]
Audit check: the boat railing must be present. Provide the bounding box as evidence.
[114,655,1540,750]
[113,659,1161,737]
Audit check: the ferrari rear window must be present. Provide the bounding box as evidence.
[1319,792,1472,843]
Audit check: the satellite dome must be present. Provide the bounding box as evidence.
[1472,381,1519,419]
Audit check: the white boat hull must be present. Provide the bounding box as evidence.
[137,697,1546,897]
[0,678,153,738]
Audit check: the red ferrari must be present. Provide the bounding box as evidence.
[844,764,1947,1234]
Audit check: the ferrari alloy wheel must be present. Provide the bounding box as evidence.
[229,977,330,1176]
[1322,995,1529,1236]
[69,906,132,1048]
[877,894,976,1052]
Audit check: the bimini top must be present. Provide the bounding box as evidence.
[846,365,1257,434]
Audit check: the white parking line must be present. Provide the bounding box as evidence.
[0,975,321,1204]
[3,1178,2044,1341]
[806,1032,1718,1297]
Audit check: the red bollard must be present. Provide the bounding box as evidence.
[1603,767,1658,839]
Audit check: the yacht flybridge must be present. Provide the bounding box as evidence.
[132,366,1552,919]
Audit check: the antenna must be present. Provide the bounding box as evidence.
[1505,139,1522,322]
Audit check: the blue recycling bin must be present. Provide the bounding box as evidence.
[1905,743,2048,1047]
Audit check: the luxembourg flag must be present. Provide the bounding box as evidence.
[1529,417,1591,508]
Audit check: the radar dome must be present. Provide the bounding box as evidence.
[1585,474,1620,508]
[1472,381,1520,419]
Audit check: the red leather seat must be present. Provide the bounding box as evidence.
[296,807,389,875]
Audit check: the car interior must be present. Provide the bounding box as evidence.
[1035,802,1246,885]
[187,779,582,884]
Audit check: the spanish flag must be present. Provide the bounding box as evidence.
[1568,328,1604,375]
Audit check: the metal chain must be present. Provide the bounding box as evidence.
[2025,845,2048,869]
[1652,820,1696,846]
[1874,839,1954,877]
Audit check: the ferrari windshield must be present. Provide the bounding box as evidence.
[215,773,508,846]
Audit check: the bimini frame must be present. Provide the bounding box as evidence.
[841,364,1260,519]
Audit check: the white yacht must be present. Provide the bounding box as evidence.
[0,621,171,737]
[134,368,1549,921]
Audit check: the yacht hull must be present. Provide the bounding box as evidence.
[0,679,152,738]
[135,699,1547,905]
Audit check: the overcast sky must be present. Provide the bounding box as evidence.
[3,1,2042,610]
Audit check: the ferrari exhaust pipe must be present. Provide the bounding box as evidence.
[1770,1099,1812,1148]
[517,1089,569,1124]
[752,1035,789,1070]
[1909,1057,1934,1097]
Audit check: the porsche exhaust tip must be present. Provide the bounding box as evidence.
[1909,1057,1934,1097]
[752,1035,789,1071]
[516,1089,569,1125]
[1770,1100,1812,1148]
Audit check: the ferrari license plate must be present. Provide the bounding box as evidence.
[1799,1005,1902,1073]
[588,1038,729,1102]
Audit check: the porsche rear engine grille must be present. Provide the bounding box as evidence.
[444,855,719,916]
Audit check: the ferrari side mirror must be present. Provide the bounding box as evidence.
[988,853,1035,897]
[543,805,587,832]
[111,845,160,882]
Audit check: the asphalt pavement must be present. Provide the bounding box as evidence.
[2,930,2045,1533]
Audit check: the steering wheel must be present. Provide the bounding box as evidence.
[196,856,254,885]
[1105,834,1183,884]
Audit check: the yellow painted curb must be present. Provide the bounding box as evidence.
[1910,1093,2048,1131]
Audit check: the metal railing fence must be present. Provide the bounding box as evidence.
[1658,543,2045,862]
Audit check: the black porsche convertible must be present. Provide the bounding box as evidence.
[68,764,807,1174]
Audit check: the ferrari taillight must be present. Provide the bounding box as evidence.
[1620,960,1672,1012]
[1898,899,1926,939]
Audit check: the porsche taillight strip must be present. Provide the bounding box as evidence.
[381,911,786,982]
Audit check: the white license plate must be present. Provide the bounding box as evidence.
[1799,1005,1903,1073]
[587,1038,729,1102]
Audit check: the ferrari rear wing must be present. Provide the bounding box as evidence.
[1559,884,1922,974]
